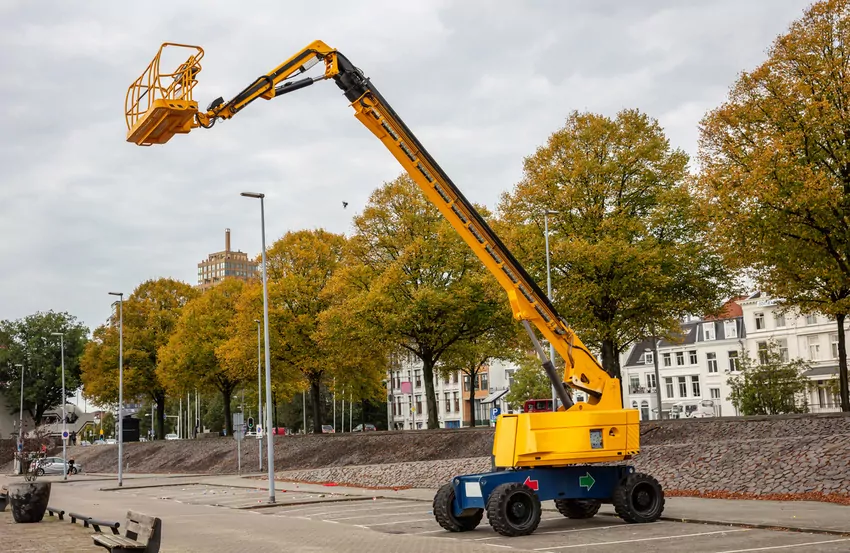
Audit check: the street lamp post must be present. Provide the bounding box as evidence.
[241,191,275,502]
[108,292,124,487]
[15,363,23,474]
[254,318,263,472]
[544,209,559,410]
[51,332,68,480]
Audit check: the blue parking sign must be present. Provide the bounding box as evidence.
[490,407,501,420]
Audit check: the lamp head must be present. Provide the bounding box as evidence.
[241,192,265,199]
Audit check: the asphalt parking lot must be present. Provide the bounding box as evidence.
[118,485,850,552]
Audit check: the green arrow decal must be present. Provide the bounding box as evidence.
[579,472,595,491]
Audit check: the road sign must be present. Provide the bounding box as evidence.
[256,425,262,434]
[523,476,539,491]
[579,472,595,491]
[490,407,501,420]
[62,430,69,441]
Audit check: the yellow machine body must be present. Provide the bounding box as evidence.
[493,409,640,468]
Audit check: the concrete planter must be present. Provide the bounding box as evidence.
[7,481,51,523]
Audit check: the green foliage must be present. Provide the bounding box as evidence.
[727,343,813,415]
[328,174,515,429]
[505,354,552,410]
[80,278,199,438]
[498,109,733,380]
[698,0,850,410]
[0,311,89,424]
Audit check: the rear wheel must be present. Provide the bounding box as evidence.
[554,498,601,519]
[35,468,45,477]
[612,473,664,523]
[433,482,483,532]
[486,482,541,537]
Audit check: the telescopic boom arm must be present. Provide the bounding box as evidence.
[125,40,623,412]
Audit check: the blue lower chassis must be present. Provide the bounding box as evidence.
[452,465,634,516]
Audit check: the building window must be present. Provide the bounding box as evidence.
[806,313,818,325]
[392,401,397,416]
[415,370,421,388]
[644,351,654,365]
[444,393,451,413]
[703,323,716,340]
[808,335,820,360]
[678,376,687,397]
[728,351,739,372]
[710,387,721,399]
[415,395,422,414]
[774,312,786,327]
[754,313,765,330]
[724,320,738,338]
[707,352,718,373]
[453,392,460,412]
[758,341,769,364]
[676,352,684,366]
[664,377,674,398]
[691,376,701,397]
[463,375,471,391]
[396,397,402,416]
[688,350,697,365]
[777,338,789,362]
[444,373,450,384]
[630,375,640,393]
[640,401,650,421]
[831,333,839,359]
[662,353,671,367]
[452,372,459,384]
[480,372,489,391]
[646,373,657,390]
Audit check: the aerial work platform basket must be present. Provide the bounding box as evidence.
[125,43,204,146]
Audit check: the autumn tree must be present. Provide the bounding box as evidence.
[80,278,199,438]
[727,342,813,415]
[0,311,89,424]
[158,278,250,436]
[498,109,733,383]
[698,0,850,411]
[437,278,519,427]
[504,353,552,410]
[328,175,514,429]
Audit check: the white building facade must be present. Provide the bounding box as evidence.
[386,352,517,430]
[622,293,845,419]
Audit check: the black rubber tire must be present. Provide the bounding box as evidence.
[612,472,665,523]
[433,482,483,532]
[35,468,45,477]
[486,482,542,537]
[69,467,78,475]
[554,498,601,519]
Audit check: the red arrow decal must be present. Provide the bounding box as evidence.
[523,476,539,491]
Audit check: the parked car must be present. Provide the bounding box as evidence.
[105,438,117,445]
[321,424,335,434]
[165,433,179,441]
[30,457,83,476]
[353,424,377,432]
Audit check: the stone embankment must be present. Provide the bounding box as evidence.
[14,413,850,503]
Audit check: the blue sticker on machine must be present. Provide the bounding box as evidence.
[589,429,603,449]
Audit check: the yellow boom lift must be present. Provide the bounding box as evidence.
[125,41,664,536]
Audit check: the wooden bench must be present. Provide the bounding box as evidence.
[92,510,161,553]
[46,506,65,520]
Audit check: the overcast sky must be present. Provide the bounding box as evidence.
[1,0,811,337]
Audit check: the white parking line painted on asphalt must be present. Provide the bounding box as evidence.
[300,502,422,518]
[710,538,850,553]
[532,529,750,551]
[411,529,449,535]
[328,508,427,521]
[358,518,435,527]
[469,523,647,541]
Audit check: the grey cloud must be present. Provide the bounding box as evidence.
[0,0,811,334]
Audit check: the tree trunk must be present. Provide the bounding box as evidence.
[422,358,439,429]
[155,392,166,440]
[311,379,323,434]
[222,388,233,436]
[836,314,849,412]
[600,339,618,379]
[467,370,477,427]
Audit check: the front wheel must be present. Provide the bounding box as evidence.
[35,468,45,477]
[433,482,483,532]
[486,482,541,537]
[612,472,664,523]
